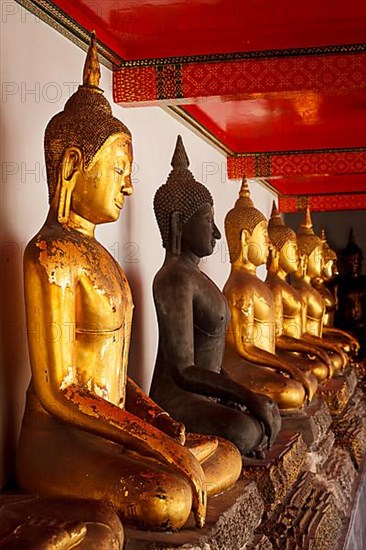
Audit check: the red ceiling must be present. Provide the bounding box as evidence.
[183,90,366,153]
[52,0,366,60]
[47,0,366,210]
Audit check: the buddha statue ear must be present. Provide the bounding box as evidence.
[299,254,308,277]
[268,245,279,272]
[57,147,82,224]
[170,211,183,256]
[240,229,249,263]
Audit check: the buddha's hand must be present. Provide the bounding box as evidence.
[287,365,316,403]
[311,349,334,379]
[168,443,207,528]
[247,394,281,449]
[152,412,186,444]
[350,336,360,355]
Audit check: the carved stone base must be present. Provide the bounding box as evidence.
[281,398,332,448]
[247,533,273,549]
[332,388,366,469]
[317,376,351,416]
[350,357,366,381]
[124,479,263,550]
[305,430,335,473]
[344,365,358,395]
[315,447,357,515]
[263,472,343,550]
[241,431,306,512]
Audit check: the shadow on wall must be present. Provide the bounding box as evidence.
[0,107,31,488]
[1,231,30,489]
[284,210,366,273]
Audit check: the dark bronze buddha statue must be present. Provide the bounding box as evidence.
[334,229,366,357]
[150,137,281,458]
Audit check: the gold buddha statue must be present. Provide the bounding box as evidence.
[291,207,347,373]
[312,229,359,356]
[16,33,241,532]
[222,179,318,411]
[266,203,333,382]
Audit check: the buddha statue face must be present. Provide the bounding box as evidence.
[279,238,299,274]
[342,253,363,278]
[306,245,323,278]
[68,134,133,225]
[244,220,269,267]
[322,259,335,281]
[181,204,221,258]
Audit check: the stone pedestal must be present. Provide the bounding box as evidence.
[281,398,332,448]
[317,377,351,416]
[332,388,366,469]
[263,472,343,550]
[242,431,306,512]
[342,463,366,550]
[124,479,263,550]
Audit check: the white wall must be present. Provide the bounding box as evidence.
[0,0,276,485]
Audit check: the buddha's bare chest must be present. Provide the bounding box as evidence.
[193,272,230,336]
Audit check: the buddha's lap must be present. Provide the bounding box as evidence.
[223,361,307,409]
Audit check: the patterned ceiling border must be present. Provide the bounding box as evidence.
[114,52,366,103]
[279,193,366,213]
[120,43,365,68]
[227,149,366,179]
[14,0,124,69]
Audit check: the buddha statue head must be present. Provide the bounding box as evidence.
[320,228,338,281]
[154,136,220,258]
[340,228,364,278]
[225,178,268,267]
[296,206,323,279]
[44,31,133,226]
[268,201,299,274]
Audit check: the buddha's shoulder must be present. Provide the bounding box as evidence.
[24,227,97,269]
[154,261,198,290]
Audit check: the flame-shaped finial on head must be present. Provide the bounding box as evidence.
[82,30,101,88]
[270,200,280,220]
[320,227,327,243]
[299,205,315,235]
[349,227,355,243]
[342,227,363,259]
[239,176,250,198]
[297,205,322,255]
[171,135,190,171]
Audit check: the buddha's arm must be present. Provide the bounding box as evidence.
[322,327,360,351]
[276,335,333,373]
[229,295,314,399]
[126,377,185,443]
[302,332,348,367]
[25,258,206,526]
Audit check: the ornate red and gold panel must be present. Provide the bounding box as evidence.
[279,194,366,212]
[19,0,366,211]
[113,49,366,105]
[227,150,366,179]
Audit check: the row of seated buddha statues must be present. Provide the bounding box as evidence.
[151,172,360,427]
[12,31,362,547]
[15,33,246,537]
